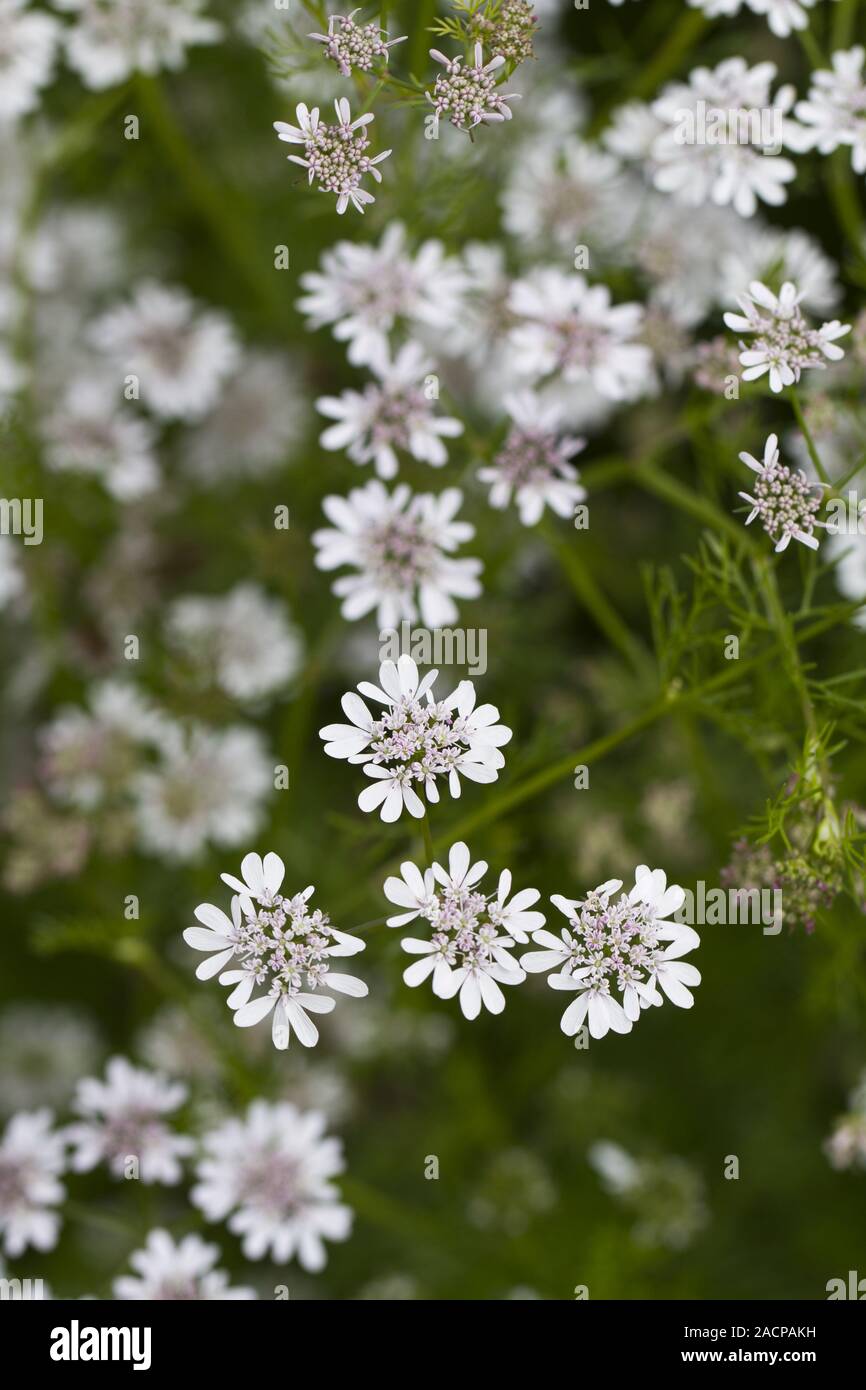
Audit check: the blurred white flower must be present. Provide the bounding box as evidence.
[89,281,240,422]
[41,374,160,500]
[521,866,701,1040]
[297,221,467,368]
[313,479,482,628]
[309,10,405,77]
[67,1057,193,1184]
[0,0,60,122]
[54,0,222,90]
[192,1100,352,1268]
[827,531,866,629]
[0,1005,101,1114]
[165,583,304,703]
[274,97,391,215]
[320,655,512,822]
[651,59,797,218]
[793,46,866,174]
[588,1139,708,1249]
[509,269,653,401]
[824,1070,866,1170]
[40,680,169,810]
[0,535,24,609]
[184,851,367,1051]
[426,42,519,131]
[27,204,123,295]
[317,341,463,478]
[385,841,543,1020]
[723,279,850,392]
[501,136,632,257]
[0,1109,65,1257]
[133,723,272,861]
[718,227,840,318]
[688,0,817,37]
[738,432,826,552]
[478,389,585,526]
[114,1229,258,1300]
[181,351,307,482]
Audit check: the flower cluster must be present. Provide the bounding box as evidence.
[478,390,586,526]
[824,1072,866,1172]
[385,842,545,1019]
[321,656,512,822]
[309,9,406,77]
[521,868,701,1040]
[426,42,519,132]
[737,433,826,553]
[794,47,866,175]
[470,0,539,66]
[184,853,368,1050]
[274,98,391,214]
[724,279,850,393]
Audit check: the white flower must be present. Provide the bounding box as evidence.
[0,1109,65,1257]
[508,269,653,401]
[297,222,467,368]
[723,279,850,392]
[165,584,304,703]
[385,842,542,1020]
[718,227,840,318]
[40,374,159,500]
[309,9,405,77]
[317,341,463,478]
[114,1229,257,1300]
[500,136,632,257]
[0,1005,101,1114]
[0,0,60,122]
[26,203,123,295]
[89,281,240,422]
[133,723,272,861]
[66,1057,193,1184]
[181,351,307,482]
[183,851,367,1051]
[521,866,701,1040]
[274,97,391,215]
[688,0,817,38]
[651,59,797,218]
[827,530,866,629]
[320,655,512,822]
[40,679,169,810]
[53,0,222,90]
[478,390,586,526]
[191,1100,352,1268]
[313,479,482,628]
[794,47,866,175]
[426,42,519,131]
[0,536,24,609]
[738,432,826,553]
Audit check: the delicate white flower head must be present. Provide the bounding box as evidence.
[794,46,866,175]
[320,655,512,822]
[0,1005,101,1114]
[0,0,60,122]
[309,9,405,77]
[508,269,653,401]
[66,1057,193,1184]
[133,724,272,861]
[521,866,700,1040]
[478,390,586,526]
[426,42,519,131]
[718,228,840,319]
[165,584,304,703]
[687,0,817,39]
[184,852,367,1051]
[0,1109,66,1257]
[738,433,826,553]
[317,341,463,479]
[650,58,798,218]
[114,1228,258,1300]
[53,0,222,91]
[89,281,240,421]
[297,222,467,368]
[500,137,631,257]
[40,374,159,500]
[182,351,308,482]
[385,842,543,1020]
[39,679,170,810]
[274,97,391,214]
[191,1100,352,1268]
[313,479,482,628]
[723,279,850,394]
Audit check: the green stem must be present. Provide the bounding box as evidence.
[541,520,650,676]
[637,462,760,552]
[420,809,435,865]
[790,387,831,485]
